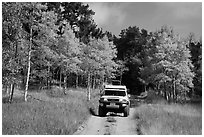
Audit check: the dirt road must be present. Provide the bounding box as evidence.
[74,108,137,135]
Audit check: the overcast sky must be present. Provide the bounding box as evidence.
[86,2,202,39]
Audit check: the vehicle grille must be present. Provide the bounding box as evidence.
[107,99,119,102]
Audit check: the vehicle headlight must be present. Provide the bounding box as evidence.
[100,98,108,102]
[120,99,127,103]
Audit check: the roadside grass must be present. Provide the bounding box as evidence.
[87,88,101,116]
[2,87,100,135]
[134,100,202,135]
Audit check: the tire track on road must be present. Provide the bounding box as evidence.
[74,108,137,135]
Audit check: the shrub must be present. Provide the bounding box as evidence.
[144,89,168,104]
[46,86,65,98]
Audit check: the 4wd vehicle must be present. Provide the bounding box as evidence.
[98,85,130,117]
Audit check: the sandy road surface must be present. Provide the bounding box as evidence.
[74,108,137,135]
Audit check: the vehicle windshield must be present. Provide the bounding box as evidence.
[104,90,126,96]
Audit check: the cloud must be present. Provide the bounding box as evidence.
[161,3,202,19]
[85,2,201,38]
[87,2,128,27]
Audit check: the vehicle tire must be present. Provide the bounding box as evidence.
[98,106,106,117]
[124,105,129,117]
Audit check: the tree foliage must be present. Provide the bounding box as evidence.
[140,26,195,101]
[114,25,197,101]
[188,34,202,96]
[114,26,149,93]
[2,3,200,103]
[2,2,119,102]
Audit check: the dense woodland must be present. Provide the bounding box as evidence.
[2,2,202,102]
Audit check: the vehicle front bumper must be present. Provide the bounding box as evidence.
[99,101,129,112]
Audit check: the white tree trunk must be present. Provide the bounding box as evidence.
[9,83,15,103]
[59,69,62,88]
[120,70,122,85]
[93,75,96,89]
[64,75,67,90]
[76,74,78,88]
[47,65,50,89]
[10,84,13,95]
[6,85,10,95]
[63,75,67,95]
[25,27,32,102]
[25,50,31,102]
[173,77,176,101]
[87,72,91,101]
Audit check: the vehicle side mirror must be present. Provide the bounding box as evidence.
[128,94,130,98]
